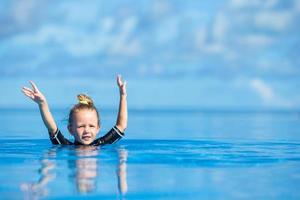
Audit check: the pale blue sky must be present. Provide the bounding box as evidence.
[1,0,299,109]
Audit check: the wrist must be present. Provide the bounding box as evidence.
[38,100,48,107]
[120,93,127,98]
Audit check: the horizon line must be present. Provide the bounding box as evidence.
[1,106,299,113]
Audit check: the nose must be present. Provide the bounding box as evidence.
[84,126,91,133]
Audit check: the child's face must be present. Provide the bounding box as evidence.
[68,109,100,145]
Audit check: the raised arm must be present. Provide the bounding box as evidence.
[115,75,128,132]
[21,81,58,136]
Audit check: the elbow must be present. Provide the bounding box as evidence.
[48,127,58,137]
[116,123,127,133]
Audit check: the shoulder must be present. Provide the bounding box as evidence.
[49,129,73,145]
[93,126,125,146]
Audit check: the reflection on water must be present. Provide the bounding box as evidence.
[20,146,128,199]
[20,147,57,200]
[1,139,298,199]
[72,146,99,194]
[117,149,128,194]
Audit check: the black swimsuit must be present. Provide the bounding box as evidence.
[49,126,124,145]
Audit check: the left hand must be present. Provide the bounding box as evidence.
[117,75,127,96]
[22,81,47,105]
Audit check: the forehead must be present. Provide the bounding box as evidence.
[73,109,98,121]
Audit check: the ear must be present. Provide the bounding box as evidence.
[96,124,101,132]
[68,124,74,135]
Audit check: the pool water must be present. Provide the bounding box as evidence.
[0,109,300,199]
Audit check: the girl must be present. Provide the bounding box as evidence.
[21,75,127,145]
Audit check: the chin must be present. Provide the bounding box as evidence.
[83,141,93,145]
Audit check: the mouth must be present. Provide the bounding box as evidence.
[82,135,92,141]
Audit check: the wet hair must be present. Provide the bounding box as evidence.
[68,94,100,127]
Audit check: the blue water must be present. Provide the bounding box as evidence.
[0,109,300,199]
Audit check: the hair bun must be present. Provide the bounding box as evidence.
[77,94,93,106]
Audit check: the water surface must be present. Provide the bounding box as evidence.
[0,109,300,199]
[0,139,300,199]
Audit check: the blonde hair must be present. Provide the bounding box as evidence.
[77,94,93,106]
[68,94,100,126]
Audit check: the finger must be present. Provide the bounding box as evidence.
[22,90,34,99]
[121,81,127,94]
[22,86,34,93]
[117,75,122,85]
[29,81,40,93]
[22,88,33,96]
[21,89,34,98]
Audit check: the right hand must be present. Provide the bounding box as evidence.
[117,75,127,96]
[22,81,47,105]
